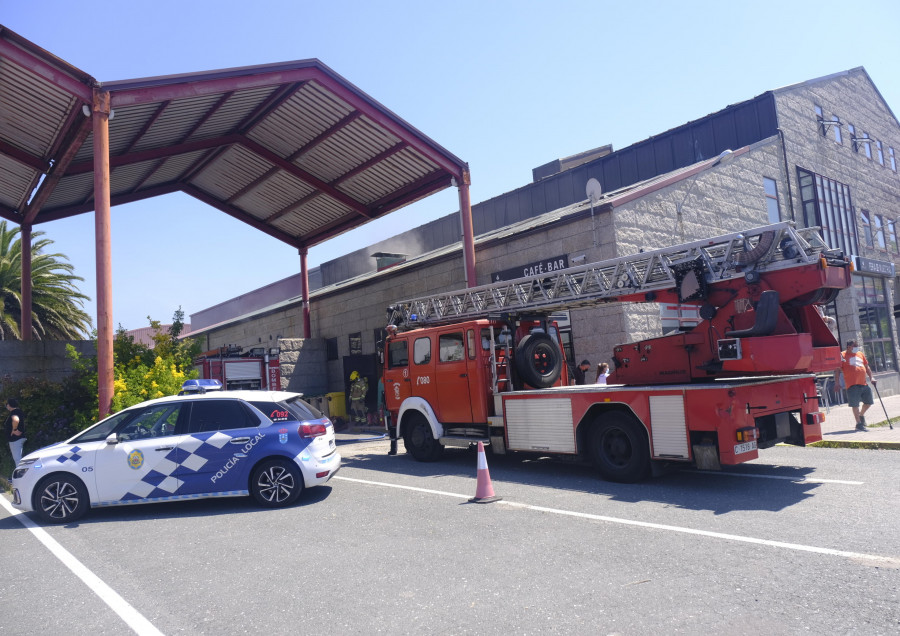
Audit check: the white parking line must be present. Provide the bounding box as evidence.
[0,496,165,636]
[334,475,899,567]
[687,470,864,485]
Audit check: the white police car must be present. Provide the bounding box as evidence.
[10,388,340,523]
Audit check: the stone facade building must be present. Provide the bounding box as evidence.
[188,68,900,401]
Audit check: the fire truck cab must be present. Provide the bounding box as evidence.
[384,317,568,461]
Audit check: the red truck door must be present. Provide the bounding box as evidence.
[435,329,474,423]
[384,336,412,409]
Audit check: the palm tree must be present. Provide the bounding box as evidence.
[0,221,92,339]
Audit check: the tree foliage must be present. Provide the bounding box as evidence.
[67,309,202,422]
[0,221,92,340]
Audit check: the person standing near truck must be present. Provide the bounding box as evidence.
[835,339,876,431]
[573,360,591,385]
[349,371,369,425]
[5,398,27,470]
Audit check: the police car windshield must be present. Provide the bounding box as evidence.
[70,410,134,443]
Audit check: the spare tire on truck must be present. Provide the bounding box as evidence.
[515,332,563,388]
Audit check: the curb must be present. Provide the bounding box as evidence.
[810,440,900,450]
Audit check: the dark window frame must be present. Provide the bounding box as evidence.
[797,167,857,257]
[325,337,339,361]
[348,332,362,356]
[856,276,897,372]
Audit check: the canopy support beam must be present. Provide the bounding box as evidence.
[91,89,114,417]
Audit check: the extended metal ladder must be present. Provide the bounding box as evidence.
[387,222,836,328]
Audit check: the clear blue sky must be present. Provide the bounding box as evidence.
[4,1,899,331]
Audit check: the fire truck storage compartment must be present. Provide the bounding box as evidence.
[504,397,576,453]
[648,394,690,459]
[225,361,262,390]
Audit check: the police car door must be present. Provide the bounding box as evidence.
[93,402,188,504]
[175,398,263,495]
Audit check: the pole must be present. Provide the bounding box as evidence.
[457,167,476,288]
[20,224,32,340]
[92,89,114,418]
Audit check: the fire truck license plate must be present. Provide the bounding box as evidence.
[734,441,757,455]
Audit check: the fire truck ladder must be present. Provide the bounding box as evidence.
[387,222,837,328]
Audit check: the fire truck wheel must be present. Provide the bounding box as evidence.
[250,458,304,507]
[403,414,444,462]
[514,333,563,388]
[589,412,650,483]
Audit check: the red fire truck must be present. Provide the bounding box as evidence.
[194,345,281,391]
[382,222,851,481]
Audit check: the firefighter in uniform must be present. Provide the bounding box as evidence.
[349,371,369,424]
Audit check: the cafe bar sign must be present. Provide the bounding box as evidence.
[492,255,569,282]
[853,255,896,277]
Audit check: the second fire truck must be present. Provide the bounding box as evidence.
[382,222,851,481]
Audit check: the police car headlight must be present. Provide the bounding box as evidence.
[12,458,37,480]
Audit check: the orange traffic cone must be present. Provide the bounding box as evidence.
[469,441,502,503]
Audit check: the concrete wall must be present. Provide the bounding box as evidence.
[0,340,96,384]
[278,338,327,396]
[775,69,900,394]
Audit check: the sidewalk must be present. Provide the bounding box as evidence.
[817,391,900,448]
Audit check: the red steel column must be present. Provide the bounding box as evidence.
[20,224,32,341]
[92,90,114,417]
[300,246,311,338]
[457,167,476,288]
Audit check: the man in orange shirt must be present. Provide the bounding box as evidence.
[835,339,876,431]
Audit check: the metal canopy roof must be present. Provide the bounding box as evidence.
[0,25,468,249]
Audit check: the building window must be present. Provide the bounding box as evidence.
[831,116,842,143]
[862,133,873,159]
[763,177,780,223]
[348,332,362,356]
[887,220,899,254]
[797,168,857,256]
[814,104,825,136]
[876,140,885,166]
[326,337,338,361]
[855,276,896,372]
[890,147,897,172]
[848,124,857,152]
[873,214,887,250]
[861,210,874,248]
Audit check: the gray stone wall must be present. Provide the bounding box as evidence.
[611,140,786,347]
[774,69,900,393]
[278,338,327,395]
[0,340,96,384]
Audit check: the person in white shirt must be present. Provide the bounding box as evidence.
[596,362,611,385]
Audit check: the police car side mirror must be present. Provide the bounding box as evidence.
[105,432,120,445]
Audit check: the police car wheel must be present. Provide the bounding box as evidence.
[250,459,304,507]
[34,473,89,524]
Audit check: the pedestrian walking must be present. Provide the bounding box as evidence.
[5,398,27,470]
[835,339,876,431]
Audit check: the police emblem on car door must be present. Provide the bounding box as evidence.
[93,403,188,504]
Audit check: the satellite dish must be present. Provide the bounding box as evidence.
[586,178,603,203]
